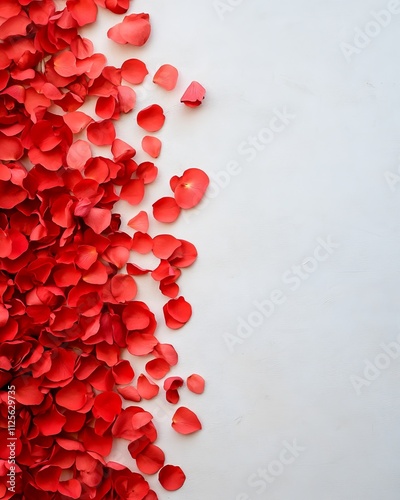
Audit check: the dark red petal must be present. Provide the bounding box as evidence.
[158,465,186,491]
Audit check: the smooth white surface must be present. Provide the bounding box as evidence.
[86,1,400,499]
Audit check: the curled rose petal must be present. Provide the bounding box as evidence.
[137,104,165,132]
[153,64,178,91]
[137,374,159,400]
[107,13,151,46]
[171,407,202,435]
[180,81,206,107]
[158,465,186,491]
[163,296,192,330]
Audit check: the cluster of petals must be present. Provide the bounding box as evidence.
[0,0,207,498]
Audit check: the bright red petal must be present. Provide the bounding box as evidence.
[137,104,165,132]
[171,407,202,435]
[158,465,186,491]
[142,136,161,158]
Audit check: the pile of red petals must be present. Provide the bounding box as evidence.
[0,1,208,498]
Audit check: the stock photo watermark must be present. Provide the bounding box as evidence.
[213,0,244,20]
[223,236,339,352]
[350,332,400,395]
[7,385,17,493]
[183,107,295,223]
[235,439,306,500]
[340,0,400,62]
[384,154,400,191]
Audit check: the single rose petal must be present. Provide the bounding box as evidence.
[92,391,122,422]
[84,207,111,234]
[112,138,135,161]
[187,374,205,394]
[63,111,93,133]
[153,64,178,91]
[171,407,202,435]
[0,134,23,161]
[67,0,98,26]
[66,140,92,170]
[137,374,159,400]
[137,104,165,132]
[112,360,134,385]
[121,58,148,84]
[56,380,88,410]
[120,179,145,205]
[110,274,137,302]
[142,136,161,158]
[128,211,149,232]
[173,168,209,209]
[136,444,165,475]
[180,81,206,107]
[136,162,158,184]
[152,234,181,260]
[145,358,170,380]
[58,479,82,499]
[158,465,186,491]
[87,120,116,146]
[152,197,181,223]
[108,13,151,46]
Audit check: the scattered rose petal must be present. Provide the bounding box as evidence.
[180,81,206,107]
[142,136,162,158]
[153,64,178,91]
[171,407,202,435]
[159,465,186,491]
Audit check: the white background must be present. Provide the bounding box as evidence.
[83,1,400,499]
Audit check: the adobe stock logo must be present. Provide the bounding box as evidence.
[350,332,400,395]
[235,439,306,500]
[340,0,400,62]
[224,236,339,353]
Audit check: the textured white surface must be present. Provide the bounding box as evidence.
[86,1,400,498]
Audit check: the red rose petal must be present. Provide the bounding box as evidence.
[142,136,161,158]
[56,380,88,410]
[0,134,23,161]
[92,391,122,422]
[136,444,165,475]
[128,211,149,233]
[158,465,186,491]
[153,64,178,91]
[108,13,151,46]
[180,81,206,107]
[163,296,192,330]
[137,104,165,132]
[152,197,181,223]
[145,358,170,380]
[121,58,148,84]
[173,168,210,209]
[137,374,159,400]
[110,274,137,302]
[152,234,181,260]
[87,120,116,146]
[67,140,92,170]
[67,0,98,26]
[120,179,145,205]
[187,374,205,394]
[171,407,202,435]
